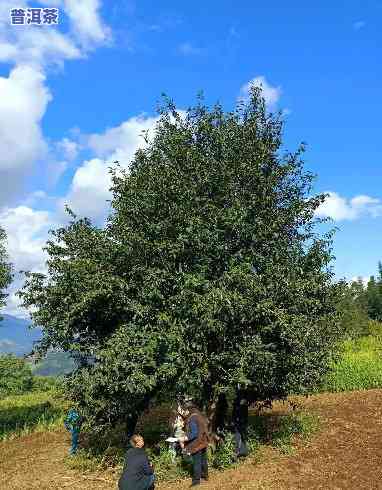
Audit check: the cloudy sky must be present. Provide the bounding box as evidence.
[0,0,381,317]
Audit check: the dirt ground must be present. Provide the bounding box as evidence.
[1,389,382,489]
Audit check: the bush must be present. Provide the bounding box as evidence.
[148,443,190,482]
[322,335,382,392]
[209,432,237,469]
[271,412,320,454]
[0,355,33,398]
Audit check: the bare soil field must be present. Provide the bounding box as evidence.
[1,389,382,489]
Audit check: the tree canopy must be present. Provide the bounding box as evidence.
[19,89,343,433]
[0,227,12,317]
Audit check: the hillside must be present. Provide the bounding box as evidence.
[0,314,41,356]
[0,315,75,376]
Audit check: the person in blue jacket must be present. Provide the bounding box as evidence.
[64,407,82,455]
[118,434,155,490]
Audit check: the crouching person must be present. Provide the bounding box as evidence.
[118,434,155,490]
[181,401,209,487]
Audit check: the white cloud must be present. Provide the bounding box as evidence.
[61,115,159,220]
[239,76,282,109]
[0,0,110,67]
[0,2,81,67]
[178,42,203,56]
[0,0,111,209]
[350,276,370,287]
[57,137,79,161]
[62,0,112,49]
[0,205,55,317]
[0,206,52,273]
[353,21,366,31]
[315,192,382,221]
[0,64,53,205]
[0,1,111,205]
[59,158,112,220]
[88,114,158,162]
[0,65,51,171]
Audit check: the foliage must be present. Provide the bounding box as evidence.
[349,262,382,323]
[0,354,34,398]
[336,279,370,339]
[209,431,237,469]
[322,335,382,392]
[32,375,58,392]
[270,412,320,454]
[19,89,342,432]
[0,227,12,316]
[0,390,66,440]
[147,443,191,482]
[364,268,382,321]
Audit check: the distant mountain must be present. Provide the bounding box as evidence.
[0,314,41,356]
[0,314,78,377]
[32,351,76,377]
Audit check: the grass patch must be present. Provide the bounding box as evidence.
[323,336,382,392]
[0,390,67,440]
[249,410,320,455]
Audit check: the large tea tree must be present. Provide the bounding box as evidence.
[19,89,342,434]
[0,227,12,317]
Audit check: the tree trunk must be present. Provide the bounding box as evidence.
[125,393,153,440]
[125,411,139,440]
[208,394,228,433]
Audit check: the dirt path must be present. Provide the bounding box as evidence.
[1,390,382,489]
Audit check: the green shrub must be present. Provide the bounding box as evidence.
[148,443,190,482]
[322,335,382,392]
[246,426,260,454]
[0,355,33,398]
[271,412,320,454]
[209,432,237,469]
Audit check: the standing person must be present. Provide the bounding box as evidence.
[168,403,186,460]
[64,407,82,455]
[180,401,209,487]
[118,434,155,490]
[214,393,229,437]
[232,388,249,459]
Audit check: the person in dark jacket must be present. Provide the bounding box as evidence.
[232,389,249,459]
[214,393,229,436]
[180,402,209,487]
[118,434,155,490]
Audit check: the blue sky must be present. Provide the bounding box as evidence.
[0,0,381,316]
